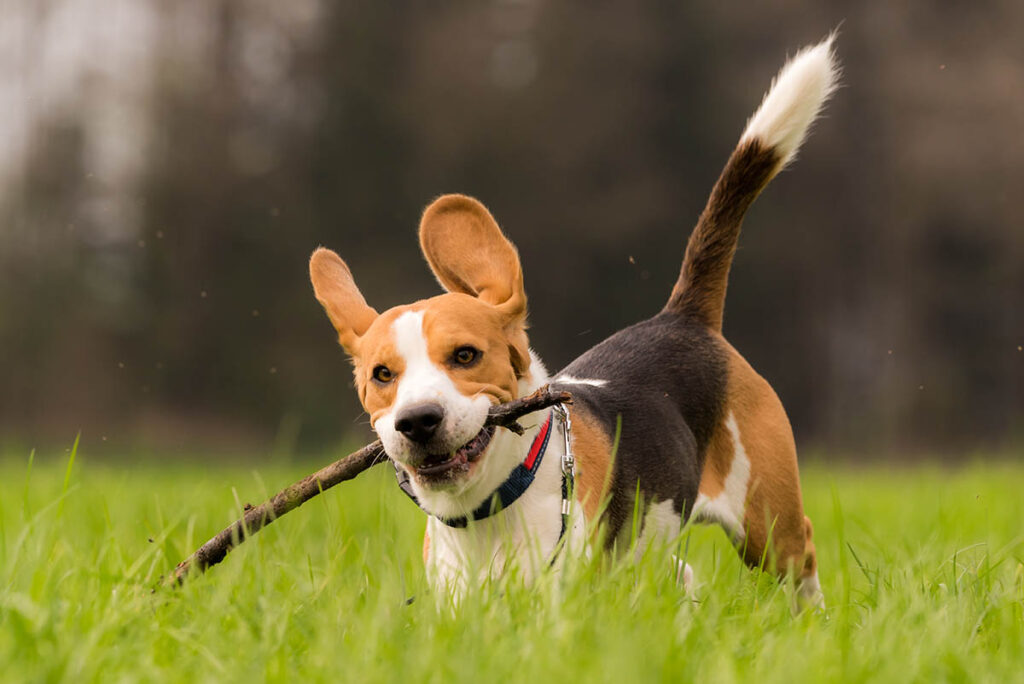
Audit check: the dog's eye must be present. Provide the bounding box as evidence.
[372,365,394,383]
[452,346,478,366]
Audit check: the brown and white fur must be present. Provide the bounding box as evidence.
[310,37,838,606]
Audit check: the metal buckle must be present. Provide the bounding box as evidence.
[553,403,574,477]
[553,403,574,518]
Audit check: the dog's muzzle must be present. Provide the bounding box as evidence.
[394,402,444,444]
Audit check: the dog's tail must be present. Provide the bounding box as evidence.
[664,36,838,330]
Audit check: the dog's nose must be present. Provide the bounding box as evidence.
[394,403,444,444]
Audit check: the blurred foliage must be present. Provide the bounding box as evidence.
[1,0,1022,456]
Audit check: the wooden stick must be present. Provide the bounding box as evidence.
[164,385,572,586]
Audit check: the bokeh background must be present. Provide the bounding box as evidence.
[2,1,1021,459]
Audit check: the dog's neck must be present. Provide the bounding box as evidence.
[417,351,572,592]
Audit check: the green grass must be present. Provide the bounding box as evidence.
[2,445,1022,683]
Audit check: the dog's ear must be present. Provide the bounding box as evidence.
[418,194,526,321]
[309,248,378,356]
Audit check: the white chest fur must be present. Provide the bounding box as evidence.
[424,361,586,595]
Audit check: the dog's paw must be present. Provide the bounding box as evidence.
[672,554,695,594]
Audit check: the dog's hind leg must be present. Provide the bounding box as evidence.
[697,345,823,610]
[731,355,822,610]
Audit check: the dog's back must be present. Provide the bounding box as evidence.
[555,314,725,539]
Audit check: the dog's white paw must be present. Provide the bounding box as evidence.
[672,555,695,594]
[793,571,826,614]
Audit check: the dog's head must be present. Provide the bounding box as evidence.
[310,195,537,515]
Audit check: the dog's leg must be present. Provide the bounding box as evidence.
[634,500,699,595]
[730,382,823,611]
[741,490,823,612]
[794,517,824,610]
[697,346,824,610]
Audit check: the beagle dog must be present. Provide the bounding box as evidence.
[310,37,837,605]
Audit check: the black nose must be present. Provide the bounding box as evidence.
[394,403,444,443]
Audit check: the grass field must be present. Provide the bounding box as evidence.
[1,444,1022,683]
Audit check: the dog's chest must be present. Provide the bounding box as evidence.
[423,434,575,592]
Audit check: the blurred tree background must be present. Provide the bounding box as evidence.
[1,0,1021,458]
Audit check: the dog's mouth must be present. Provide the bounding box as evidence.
[415,426,495,479]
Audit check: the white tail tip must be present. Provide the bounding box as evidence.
[740,34,839,168]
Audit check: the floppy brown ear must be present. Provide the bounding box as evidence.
[309,248,378,355]
[419,194,526,320]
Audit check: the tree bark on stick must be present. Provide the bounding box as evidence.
[164,385,572,586]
